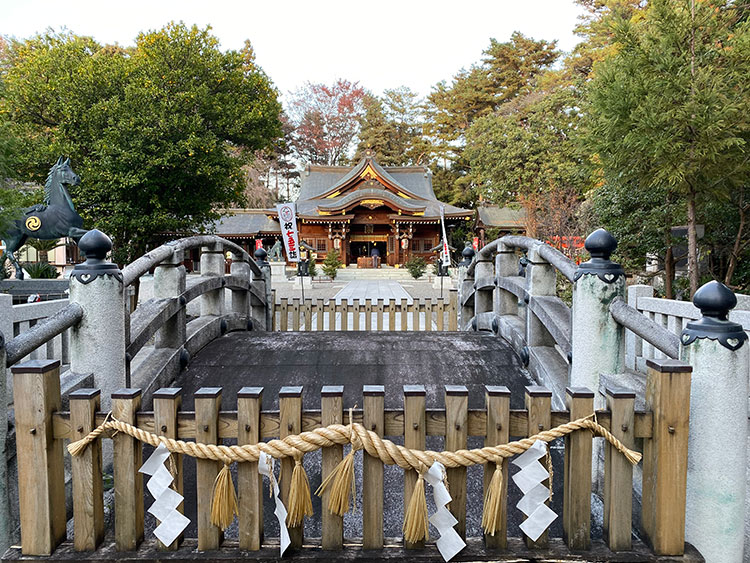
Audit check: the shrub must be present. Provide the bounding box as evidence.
[308,259,318,278]
[22,261,60,279]
[322,250,343,280]
[405,256,427,279]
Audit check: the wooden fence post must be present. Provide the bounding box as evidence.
[12,360,66,555]
[484,385,510,549]
[112,388,144,551]
[70,388,104,551]
[195,387,223,550]
[238,387,263,550]
[153,388,183,550]
[563,387,593,550]
[280,298,289,332]
[603,386,634,551]
[641,359,691,556]
[400,299,408,331]
[404,385,426,549]
[524,385,551,549]
[321,386,344,549]
[445,385,468,537]
[363,385,385,549]
[280,386,304,549]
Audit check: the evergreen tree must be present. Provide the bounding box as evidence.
[587,0,750,293]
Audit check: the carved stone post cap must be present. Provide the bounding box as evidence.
[71,229,122,284]
[584,228,617,260]
[254,247,268,262]
[693,280,736,320]
[682,280,747,351]
[78,229,112,259]
[459,244,475,267]
[574,228,624,283]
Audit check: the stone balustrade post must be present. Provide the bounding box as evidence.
[494,242,518,318]
[200,241,224,317]
[525,244,556,347]
[0,329,10,554]
[625,284,654,371]
[69,230,126,408]
[254,247,272,331]
[473,252,494,316]
[229,250,252,319]
[570,229,625,408]
[154,248,186,349]
[457,245,475,330]
[680,281,748,563]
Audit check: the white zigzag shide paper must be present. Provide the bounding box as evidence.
[424,461,466,562]
[139,443,190,546]
[258,453,291,556]
[511,440,557,542]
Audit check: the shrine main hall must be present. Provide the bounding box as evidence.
[214,152,474,266]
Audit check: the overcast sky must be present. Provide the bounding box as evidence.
[0,0,586,101]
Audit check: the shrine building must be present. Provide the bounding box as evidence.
[214,151,474,266]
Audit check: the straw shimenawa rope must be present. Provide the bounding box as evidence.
[68,414,641,534]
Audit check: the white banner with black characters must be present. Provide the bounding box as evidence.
[276,203,300,262]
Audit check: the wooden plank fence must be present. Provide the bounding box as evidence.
[274,294,458,332]
[8,358,696,560]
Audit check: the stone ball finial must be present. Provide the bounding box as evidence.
[254,247,268,261]
[78,229,112,260]
[462,245,475,259]
[692,280,737,321]
[584,228,618,260]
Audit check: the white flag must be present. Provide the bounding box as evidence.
[276,203,300,263]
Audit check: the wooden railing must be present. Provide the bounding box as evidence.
[274,293,458,331]
[8,357,695,559]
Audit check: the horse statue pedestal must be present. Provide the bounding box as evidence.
[270,262,288,280]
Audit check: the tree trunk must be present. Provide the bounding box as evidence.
[665,245,675,300]
[686,188,699,296]
[724,198,747,286]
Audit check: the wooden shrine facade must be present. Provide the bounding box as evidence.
[214,152,473,266]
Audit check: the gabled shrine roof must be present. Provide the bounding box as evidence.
[297,153,472,219]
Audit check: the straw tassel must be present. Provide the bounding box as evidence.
[403,471,429,544]
[315,447,357,516]
[210,463,238,530]
[286,457,313,527]
[481,462,504,536]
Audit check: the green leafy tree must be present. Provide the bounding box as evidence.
[1,24,282,265]
[466,88,592,241]
[405,255,427,279]
[355,87,431,166]
[587,0,750,294]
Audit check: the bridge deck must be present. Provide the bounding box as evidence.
[177,331,531,410]
[172,331,552,541]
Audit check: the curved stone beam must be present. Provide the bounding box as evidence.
[5,302,83,367]
[609,297,679,359]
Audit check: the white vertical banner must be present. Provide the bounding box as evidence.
[440,205,450,264]
[276,203,300,263]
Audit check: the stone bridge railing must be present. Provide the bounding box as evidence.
[0,229,274,552]
[458,228,750,562]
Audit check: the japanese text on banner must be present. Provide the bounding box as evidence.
[276,203,300,263]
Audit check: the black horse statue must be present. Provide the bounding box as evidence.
[0,157,88,280]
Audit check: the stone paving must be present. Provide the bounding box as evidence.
[333,280,413,304]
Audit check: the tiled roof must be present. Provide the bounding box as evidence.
[477,205,526,229]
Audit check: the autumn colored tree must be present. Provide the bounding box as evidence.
[287,79,367,166]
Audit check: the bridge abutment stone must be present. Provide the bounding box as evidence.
[69,230,126,408]
[154,248,186,349]
[200,242,224,317]
[680,281,748,563]
[458,245,475,331]
[570,229,625,409]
